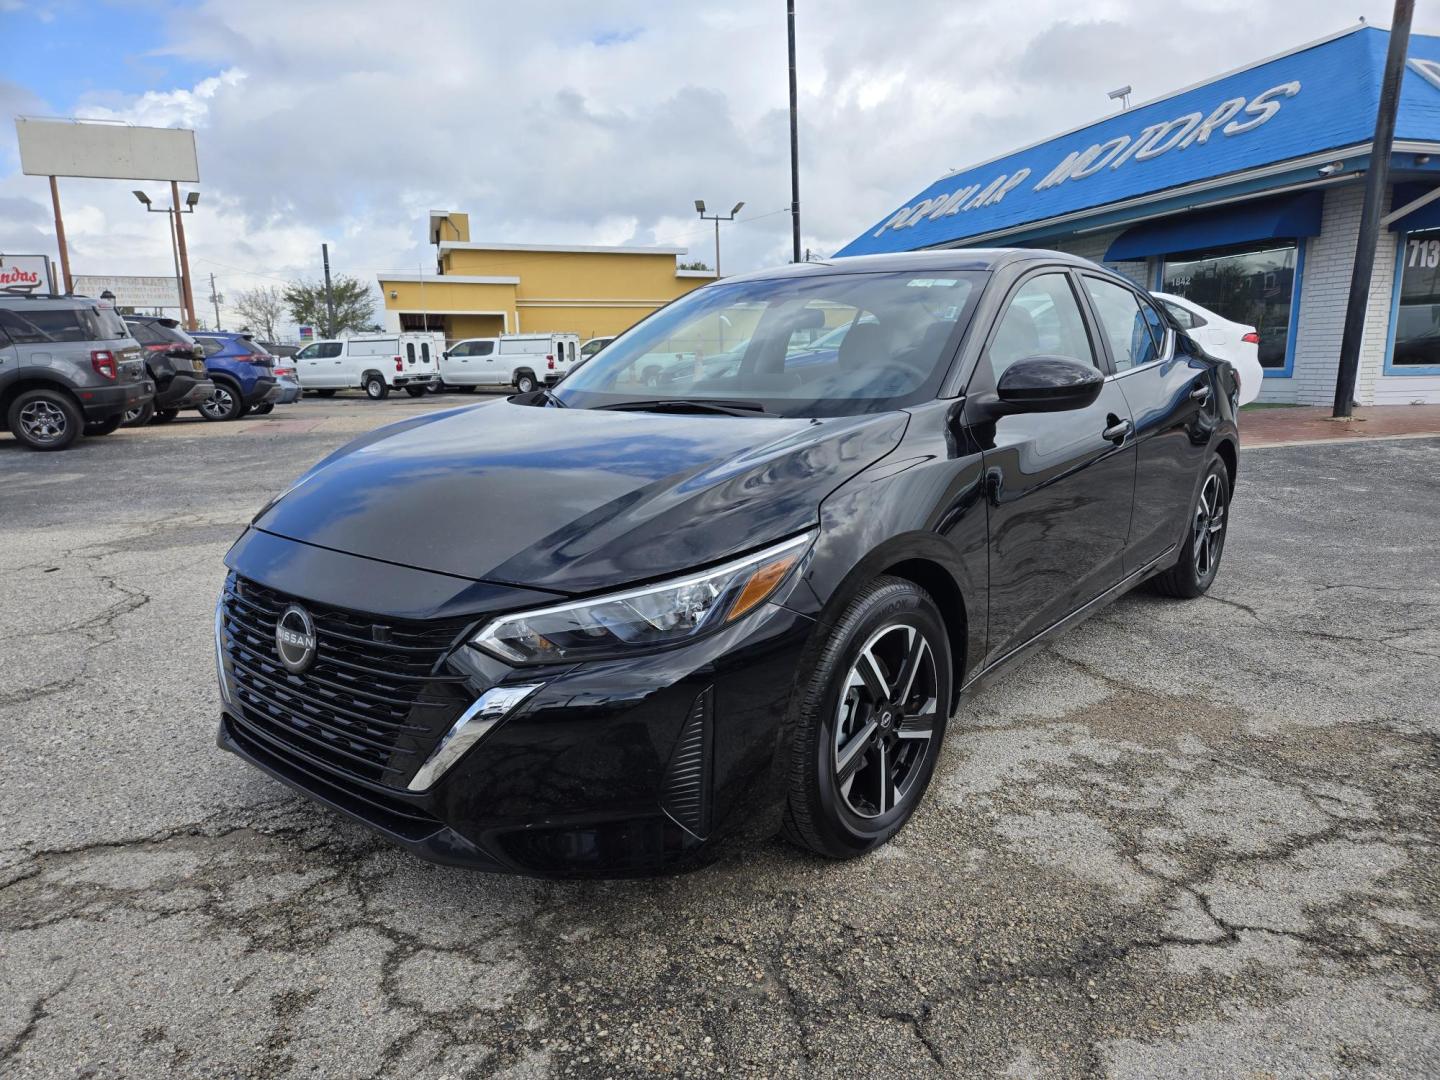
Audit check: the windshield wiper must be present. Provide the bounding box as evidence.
[597,398,769,417]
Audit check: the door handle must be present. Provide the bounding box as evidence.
[1189,382,1212,402]
[1102,418,1132,443]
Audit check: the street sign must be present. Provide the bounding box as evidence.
[299,325,314,340]
[73,275,182,308]
[0,253,54,295]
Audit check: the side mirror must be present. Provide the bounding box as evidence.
[991,355,1103,415]
[442,350,451,359]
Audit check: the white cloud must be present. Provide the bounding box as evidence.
[0,0,1404,335]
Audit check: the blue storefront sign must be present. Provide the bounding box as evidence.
[838,26,1440,258]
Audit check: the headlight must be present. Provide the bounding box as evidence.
[472,532,813,664]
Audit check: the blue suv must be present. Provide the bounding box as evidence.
[191,331,280,421]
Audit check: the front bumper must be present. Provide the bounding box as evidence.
[216,532,814,877]
[78,378,153,420]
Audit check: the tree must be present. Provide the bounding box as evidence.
[282,275,377,338]
[678,260,712,271]
[232,285,287,342]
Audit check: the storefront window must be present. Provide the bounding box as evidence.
[1161,240,1298,371]
[1395,231,1440,368]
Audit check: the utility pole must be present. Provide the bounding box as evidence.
[170,180,197,330]
[1333,0,1413,418]
[208,273,223,330]
[322,243,336,337]
[787,0,801,263]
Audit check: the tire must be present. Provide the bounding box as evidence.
[315,389,337,398]
[781,577,952,859]
[404,386,427,398]
[198,381,244,421]
[123,402,155,428]
[364,374,390,400]
[250,402,275,416]
[7,388,83,451]
[84,414,123,437]
[1150,457,1231,599]
[514,372,536,394]
[152,408,179,424]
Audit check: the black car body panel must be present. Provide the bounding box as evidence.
[219,248,1239,876]
[254,401,908,594]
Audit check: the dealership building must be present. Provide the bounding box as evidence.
[377,212,713,342]
[838,25,1440,405]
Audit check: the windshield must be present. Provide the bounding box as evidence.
[553,270,984,417]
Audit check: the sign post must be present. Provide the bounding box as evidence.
[47,177,72,293]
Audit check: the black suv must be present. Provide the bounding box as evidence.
[0,294,152,450]
[124,316,216,425]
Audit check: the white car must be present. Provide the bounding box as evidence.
[439,333,580,392]
[1152,292,1263,405]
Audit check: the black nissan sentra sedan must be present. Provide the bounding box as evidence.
[216,250,1238,877]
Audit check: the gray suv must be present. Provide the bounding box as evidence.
[0,295,153,451]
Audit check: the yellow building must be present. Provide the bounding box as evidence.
[378,211,715,342]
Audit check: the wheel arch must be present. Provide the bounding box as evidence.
[512,366,537,385]
[1,377,83,421]
[805,533,974,707]
[1215,436,1238,492]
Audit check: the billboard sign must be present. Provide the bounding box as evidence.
[15,118,199,183]
[73,275,182,308]
[0,254,54,295]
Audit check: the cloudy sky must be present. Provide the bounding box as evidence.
[0,0,1414,331]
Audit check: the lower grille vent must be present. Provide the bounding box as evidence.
[661,686,713,837]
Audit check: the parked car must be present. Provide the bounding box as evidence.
[123,315,215,425]
[579,335,614,361]
[215,249,1239,876]
[271,361,302,406]
[191,330,280,421]
[0,294,152,450]
[438,333,579,393]
[261,342,299,359]
[294,333,440,399]
[1151,292,1263,405]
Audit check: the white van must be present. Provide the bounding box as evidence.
[294,332,441,399]
[439,332,580,392]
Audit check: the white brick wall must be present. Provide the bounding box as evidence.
[1276,184,1398,406]
[1036,229,1150,288]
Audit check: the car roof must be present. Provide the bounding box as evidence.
[717,247,1110,286]
[0,293,109,309]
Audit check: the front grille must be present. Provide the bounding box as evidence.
[220,574,473,788]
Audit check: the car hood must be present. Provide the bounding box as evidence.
[255,401,907,594]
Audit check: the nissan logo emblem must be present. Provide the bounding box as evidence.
[275,604,317,673]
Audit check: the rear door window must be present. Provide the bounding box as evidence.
[197,337,225,357]
[421,342,431,363]
[406,342,416,363]
[1081,276,1159,371]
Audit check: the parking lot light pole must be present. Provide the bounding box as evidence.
[134,188,199,328]
[694,200,745,278]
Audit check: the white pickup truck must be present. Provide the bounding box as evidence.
[439,332,580,392]
[294,332,442,399]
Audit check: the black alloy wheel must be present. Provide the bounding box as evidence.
[8,389,83,451]
[782,577,951,858]
[1151,457,1230,598]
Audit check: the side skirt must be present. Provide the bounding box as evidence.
[959,544,1177,698]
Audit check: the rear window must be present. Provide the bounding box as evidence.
[0,303,129,344]
[128,319,195,347]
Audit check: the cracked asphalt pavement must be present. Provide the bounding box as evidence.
[1,400,1437,1078]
